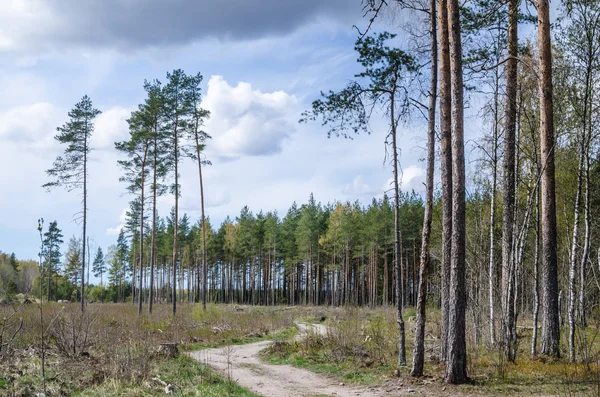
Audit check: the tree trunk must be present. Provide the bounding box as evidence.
[411,0,436,376]
[438,0,452,363]
[391,93,406,367]
[488,65,499,346]
[194,132,208,311]
[172,123,179,315]
[445,0,467,383]
[81,131,87,312]
[138,144,149,315]
[568,135,585,362]
[532,195,540,357]
[538,0,560,358]
[149,128,158,314]
[501,0,518,363]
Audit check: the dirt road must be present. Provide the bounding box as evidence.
[189,323,425,397]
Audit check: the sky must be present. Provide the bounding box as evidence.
[0,1,449,262]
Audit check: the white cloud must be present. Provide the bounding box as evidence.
[105,207,129,236]
[402,165,425,190]
[342,175,381,197]
[93,107,131,150]
[106,224,123,236]
[0,102,61,150]
[383,165,426,193]
[203,75,298,160]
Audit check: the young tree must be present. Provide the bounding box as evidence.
[43,95,101,311]
[42,221,63,301]
[302,32,417,366]
[92,247,106,303]
[64,236,83,299]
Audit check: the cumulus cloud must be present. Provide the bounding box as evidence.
[0,102,61,150]
[342,176,381,197]
[105,207,128,236]
[383,165,426,193]
[106,224,124,236]
[204,76,298,159]
[93,107,131,150]
[0,0,360,55]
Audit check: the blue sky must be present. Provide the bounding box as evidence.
[0,1,452,262]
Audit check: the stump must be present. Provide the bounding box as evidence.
[158,343,179,358]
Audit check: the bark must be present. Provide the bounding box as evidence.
[579,153,590,328]
[194,132,208,311]
[445,0,467,383]
[149,128,158,314]
[172,119,179,315]
[501,0,518,363]
[568,135,585,362]
[438,0,452,363]
[538,0,560,358]
[392,92,406,367]
[488,66,499,347]
[138,143,149,315]
[81,126,87,312]
[411,0,436,376]
[532,196,540,358]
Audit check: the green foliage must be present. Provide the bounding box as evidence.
[43,95,101,192]
[301,32,417,138]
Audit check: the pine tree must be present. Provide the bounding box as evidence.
[185,72,211,309]
[64,236,82,300]
[302,32,417,367]
[42,221,63,301]
[92,247,106,303]
[43,95,101,311]
[162,69,194,314]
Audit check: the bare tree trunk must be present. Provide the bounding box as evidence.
[488,45,502,347]
[411,0,436,376]
[538,0,560,358]
[172,125,179,315]
[391,91,406,367]
[139,145,149,315]
[194,132,208,311]
[438,0,452,363]
[501,0,518,363]
[149,130,158,314]
[532,195,540,358]
[568,136,585,362]
[579,151,590,328]
[82,132,87,312]
[445,0,467,382]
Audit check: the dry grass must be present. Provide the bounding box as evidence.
[263,306,600,395]
[0,302,301,396]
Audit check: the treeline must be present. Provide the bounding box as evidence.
[0,251,38,300]
[103,192,424,308]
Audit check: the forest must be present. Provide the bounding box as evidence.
[1,0,600,395]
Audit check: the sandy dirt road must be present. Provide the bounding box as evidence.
[189,323,440,397]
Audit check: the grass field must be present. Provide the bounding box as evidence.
[1,302,599,396]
